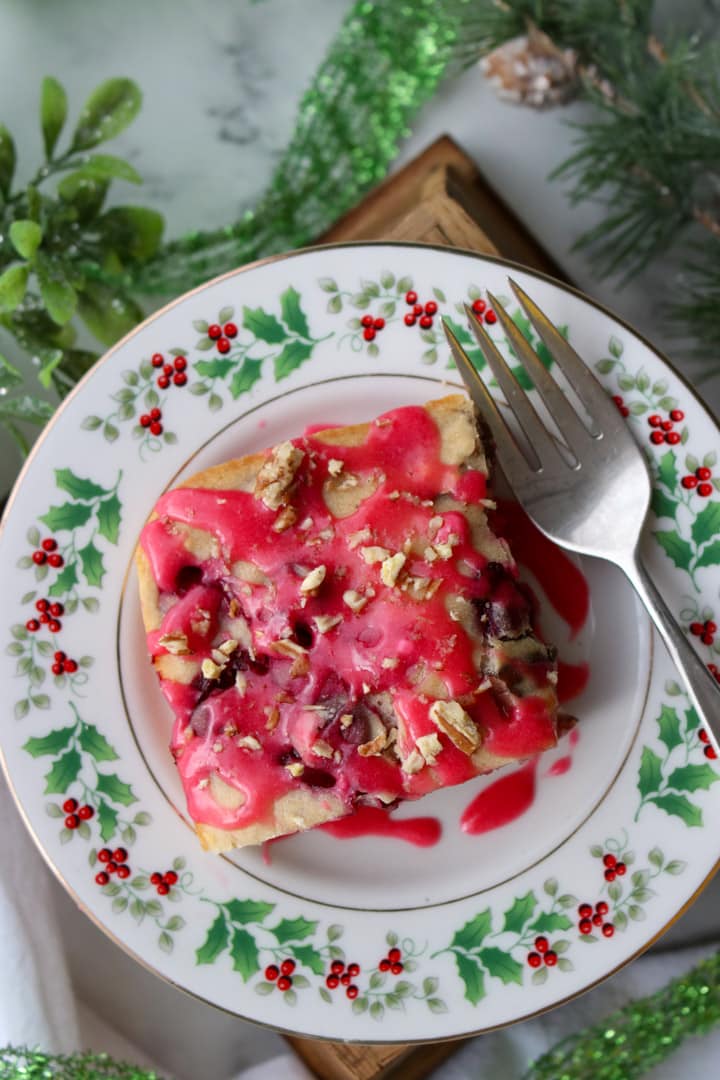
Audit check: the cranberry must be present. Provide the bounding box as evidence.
[164,870,178,885]
[95,871,109,886]
[280,959,296,976]
[691,622,704,636]
[699,729,709,744]
[32,551,46,565]
[63,797,78,813]
[604,869,616,882]
[388,947,401,963]
[661,420,674,432]
[405,291,417,305]
[424,301,438,315]
[117,865,131,880]
[347,962,360,977]
[162,364,172,377]
[41,538,57,552]
[26,619,40,632]
[592,913,603,926]
[650,431,665,445]
[527,952,542,968]
[413,304,423,316]
[150,872,162,885]
[534,936,549,953]
[472,299,486,315]
[363,327,376,341]
[326,974,339,989]
[52,662,64,675]
[705,745,718,760]
[544,951,558,966]
[173,372,187,387]
[106,861,117,874]
[378,958,391,971]
[696,466,712,481]
[340,973,351,986]
[112,847,128,863]
[698,483,713,497]
[97,848,112,863]
[217,337,230,354]
[620,406,630,418]
[648,415,662,427]
[224,323,238,338]
[346,985,359,1000]
[670,410,685,422]
[48,619,61,633]
[404,314,416,326]
[36,601,49,615]
[330,960,344,975]
[390,962,404,975]
[78,804,93,820]
[665,432,681,445]
[39,613,50,625]
[602,923,615,937]
[157,375,170,389]
[277,975,292,992]
[419,315,433,329]
[579,918,593,934]
[578,903,592,918]
[151,353,164,367]
[48,553,63,568]
[208,324,222,340]
[150,407,161,421]
[702,632,715,645]
[373,317,385,330]
[485,310,497,324]
[361,315,373,328]
[157,882,169,895]
[603,854,617,868]
[54,650,66,662]
[706,621,718,635]
[64,659,78,674]
[615,862,627,876]
[49,602,63,617]
[265,964,279,981]
[65,814,79,829]
[150,421,163,436]
[682,476,698,489]
[140,414,151,428]
[596,901,609,915]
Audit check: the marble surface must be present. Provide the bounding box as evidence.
[1,1,719,1076]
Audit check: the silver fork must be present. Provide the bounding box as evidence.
[443,279,720,740]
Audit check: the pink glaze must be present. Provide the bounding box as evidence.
[493,501,589,637]
[320,805,442,845]
[460,758,538,835]
[545,754,572,777]
[140,403,560,838]
[557,659,590,704]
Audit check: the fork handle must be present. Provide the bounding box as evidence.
[624,554,720,744]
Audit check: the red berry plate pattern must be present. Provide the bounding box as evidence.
[1,244,718,1042]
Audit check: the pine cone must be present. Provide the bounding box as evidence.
[481,23,579,108]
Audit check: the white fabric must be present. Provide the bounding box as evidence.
[2,776,720,1079]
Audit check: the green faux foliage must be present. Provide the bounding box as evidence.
[0,76,163,454]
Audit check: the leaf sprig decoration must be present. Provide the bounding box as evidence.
[0,76,163,453]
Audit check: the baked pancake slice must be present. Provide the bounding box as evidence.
[136,395,561,852]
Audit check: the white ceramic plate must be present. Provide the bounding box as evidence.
[2,243,719,1042]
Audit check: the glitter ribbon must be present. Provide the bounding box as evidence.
[128,0,478,295]
[1,952,719,1077]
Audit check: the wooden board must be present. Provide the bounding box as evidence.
[286,134,568,1080]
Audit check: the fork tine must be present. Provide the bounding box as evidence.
[486,290,591,459]
[462,304,570,470]
[508,278,630,443]
[442,319,537,478]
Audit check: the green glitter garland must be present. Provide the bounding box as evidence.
[130,0,479,295]
[524,950,720,1080]
[1,951,719,1078]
